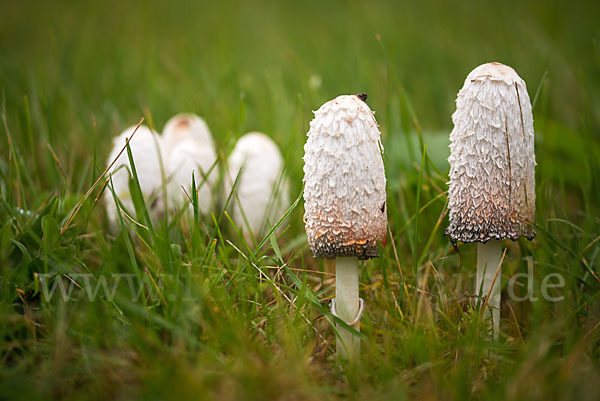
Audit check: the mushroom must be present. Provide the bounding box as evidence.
[223,132,290,244]
[303,94,387,359]
[104,124,164,230]
[446,62,536,339]
[162,113,218,217]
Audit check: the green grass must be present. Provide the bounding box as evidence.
[1,0,600,399]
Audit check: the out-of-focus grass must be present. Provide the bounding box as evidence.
[1,0,599,400]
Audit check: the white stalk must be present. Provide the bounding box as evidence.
[476,240,503,340]
[335,256,360,360]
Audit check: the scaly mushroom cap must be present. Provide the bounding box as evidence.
[224,132,290,240]
[104,125,163,228]
[163,113,218,215]
[303,94,387,260]
[446,62,536,243]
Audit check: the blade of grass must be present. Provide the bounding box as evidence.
[413,145,427,278]
[60,118,144,235]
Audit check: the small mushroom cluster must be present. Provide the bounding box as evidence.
[103,60,536,361]
[103,114,290,241]
[300,62,535,358]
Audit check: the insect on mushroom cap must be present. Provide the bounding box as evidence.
[303,94,387,260]
[446,62,536,244]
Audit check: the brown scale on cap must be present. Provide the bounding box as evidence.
[303,94,387,260]
[175,118,190,129]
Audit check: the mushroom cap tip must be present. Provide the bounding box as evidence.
[467,62,522,85]
[163,113,213,147]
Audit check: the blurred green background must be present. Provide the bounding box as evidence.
[2,0,599,190]
[1,0,600,400]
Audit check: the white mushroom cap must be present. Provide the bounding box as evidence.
[163,113,214,152]
[446,62,536,243]
[103,125,164,228]
[224,132,290,242]
[162,113,218,215]
[303,94,387,260]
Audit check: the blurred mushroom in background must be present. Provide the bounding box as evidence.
[103,124,164,230]
[162,113,218,219]
[224,132,290,244]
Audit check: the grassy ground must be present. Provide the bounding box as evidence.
[1,0,600,399]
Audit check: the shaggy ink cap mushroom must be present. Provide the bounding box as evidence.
[303,94,387,260]
[104,125,163,228]
[446,62,536,244]
[224,132,290,240]
[162,113,218,215]
[163,113,214,151]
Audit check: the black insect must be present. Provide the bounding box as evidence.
[356,93,368,102]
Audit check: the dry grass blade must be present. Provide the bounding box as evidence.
[261,265,335,277]
[46,142,68,184]
[480,247,507,318]
[60,118,144,235]
[2,100,22,208]
[581,256,600,284]
[119,206,149,230]
[388,224,409,298]
[582,234,600,253]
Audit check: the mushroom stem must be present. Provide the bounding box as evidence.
[476,240,503,340]
[335,256,360,360]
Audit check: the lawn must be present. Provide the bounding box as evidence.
[1,0,599,400]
